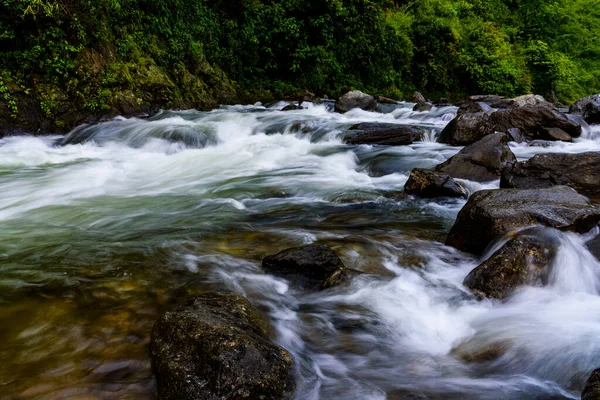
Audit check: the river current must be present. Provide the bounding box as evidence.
[1,102,600,399]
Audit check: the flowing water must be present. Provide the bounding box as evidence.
[1,102,600,399]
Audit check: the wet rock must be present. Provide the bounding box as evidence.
[584,98,600,125]
[434,133,516,182]
[540,126,572,142]
[582,368,600,400]
[150,293,295,400]
[262,245,357,290]
[439,106,582,146]
[404,168,468,198]
[506,127,525,143]
[457,100,493,116]
[411,91,426,103]
[438,112,493,145]
[413,102,433,112]
[346,123,421,146]
[463,230,558,299]
[281,104,303,111]
[501,152,600,196]
[335,90,377,113]
[469,95,516,109]
[446,186,600,255]
[492,106,582,140]
[378,96,398,104]
[570,94,600,125]
[433,97,450,106]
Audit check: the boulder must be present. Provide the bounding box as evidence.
[540,126,572,142]
[150,293,295,400]
[434,133,516,182]
[463,229,558,299]
[262,245,357,290]
[411,91,426,103]
[446,186,600,255]
[438,112,493,145]
[439,106,582,146]
[377,96,398,104]
[506,127,525,143]
[404,168,468,198]
[335,90,377,113]
[281,103,303,111]
[469,95,516,109]
[584,98,600,125]
[433,97,450,106]
[346,123,421,146]
[511,94,549,107]
[457,100,493,116]
[501,152,600,196]
[582,368,600,400]
[413,102,433,112]
[570,94,600,124]
[491,106,582,140]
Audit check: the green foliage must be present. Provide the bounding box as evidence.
[0,0,599,120]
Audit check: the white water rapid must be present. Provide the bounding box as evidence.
[1,101,599,399]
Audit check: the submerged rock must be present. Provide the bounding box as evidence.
[439,105,581,145]
[434,133,516,182]
[150,293,295,400]
[582,368,600,400]
[346,123,421,146]
[446,186,600,255]
[335,90,377,113]
[501,152,600,196]
[464,230,558,299]
[262,245,357,290]
[404,168,468,198]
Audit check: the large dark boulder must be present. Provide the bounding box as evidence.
[335,90,377,113]
[501,152,600,196]
[438,112,493,145]
[446,186,600,255]
[439,106,582,145]
[582,368,600,400]
[570,94,600,125]
[463,229,558,299]
[346,123,421,146]
[457,100,493,116]
[491,106,582,139]
[262,245,356,290]
[434,133,516,182]
[150,293,295,400]
[404,168,468,198]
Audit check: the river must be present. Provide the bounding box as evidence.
[1,102,600,399]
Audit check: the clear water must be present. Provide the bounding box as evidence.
[1,102,599,399]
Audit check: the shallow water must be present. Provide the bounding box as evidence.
[1,102,600,399]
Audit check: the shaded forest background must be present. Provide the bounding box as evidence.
[0,0,599,129]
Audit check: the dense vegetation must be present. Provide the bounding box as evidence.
[0,0,599,130]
